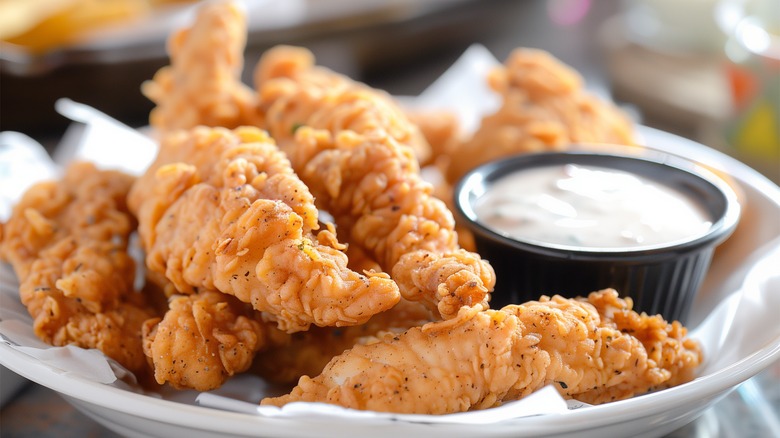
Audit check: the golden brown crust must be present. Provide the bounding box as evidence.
[262,290,701,413]
[142,290,268,391]
[272,124,494,320]
[252,53,496,319]
[252,298,434,385]
[0,162,158,376]
[253,45,432,165]
[129,126,400,332]
[142,0,260,132]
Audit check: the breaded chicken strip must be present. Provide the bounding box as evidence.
[276,127,494,320]
[445,48,636,184]
[253,298,434,384]
[142,0,259,132]
[0,162,159,376]
[262,290,701,413]
[250,241,431,384]
[254,48,495,319]
[128,126,400,332]
[142,290,269,391]
[128,124,320,296]
[253,45,432,165]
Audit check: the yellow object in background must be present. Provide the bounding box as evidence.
[0,0,74,40]
[732,99,780,160]
[0,0,193,53]
[723,1,780,182]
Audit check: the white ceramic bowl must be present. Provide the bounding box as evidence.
[1,126,779,438]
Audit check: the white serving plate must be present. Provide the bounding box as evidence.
[2,124,779,438]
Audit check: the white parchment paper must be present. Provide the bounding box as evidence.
[1,46,778,425]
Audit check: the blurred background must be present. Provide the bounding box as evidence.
[1,0,779,437]
[1,0,778,181]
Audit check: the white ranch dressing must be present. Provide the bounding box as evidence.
[474,164,713,249]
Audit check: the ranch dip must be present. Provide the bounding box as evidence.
[474,164,713,249]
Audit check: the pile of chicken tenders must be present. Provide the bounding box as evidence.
[0,1,701,414]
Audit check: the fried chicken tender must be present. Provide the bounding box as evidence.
[277,127,494,319]
[0,162,158,376]
[128,124,320,295]
[445,48,637,184]
[128,126,401,332]
[141,0,258,132]
[254,47,495,319]
[253,298,434,384]
[142,290,269,391]
[262,290,702,413]
[253,44,432,165]
[250,243,432,385]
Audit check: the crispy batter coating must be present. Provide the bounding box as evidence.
[253,45,432,165]
[142,290,269,391]
[580,291,701,393]
[262,290,702,413]
[273,126,494,320]
[445,48,637,184]
[253,46,495,319]
[249,241,431,385]
[128,126,400,332]
[128,124,319,296]
[142,0,259,132]
[0,162,158,376]
[253,298,434,384]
